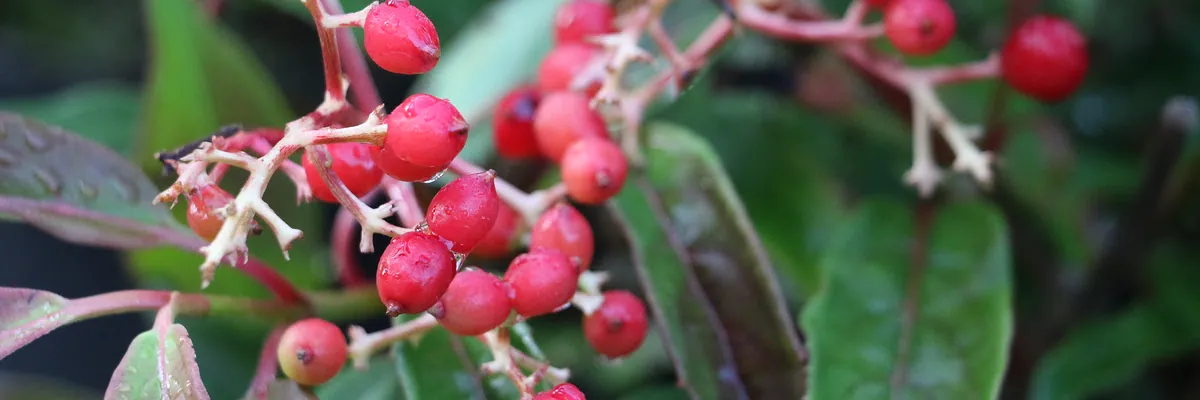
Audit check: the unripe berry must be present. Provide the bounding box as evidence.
[537,43,603,96]
[377,231,458,316]
[378,94,468,182]
[503,249,579,317]
[583,290,649,359]
[532,383,587,400]
[277,318,347,387]
[560,137,628,205]
[472,202,522,259]
[493,85,543,159]
[186,184,235,241]
[530,203,595,271]
[1000,15,1089,102]
[363,0,440,75]
[553,0,616,45]
[884,0,956,56]
[426,171,501,253]
[533,92,609,163]
[302,142,385,203]
[430,269,512,336]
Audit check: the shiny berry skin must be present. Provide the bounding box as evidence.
[532,383,587,400]
[1000,15,1089,102]
[537,43,602,96]
[533,91,609,163]
[430,269,512,336]
[363,0,440,75]
[865,0,892,8]
[302,142,385,203]
[503,249,579,317]
[187,184,235,241]
[560,137,628,205]
[553,0,616,45]
[884,0,956,56]
[530,203,595,271]
[378,94,469,182]
[472,202,522,259]
[583,290,649,359]
[493,85,543,159]
[426,171,501,253]
[376,231,458,316]
[277,318,348,386]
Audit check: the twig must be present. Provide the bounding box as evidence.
[346,314,441,370]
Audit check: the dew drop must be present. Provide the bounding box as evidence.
[78,181,99,201]
[553,301,572,313]
[420,169,446,184]
[32,167,61,195]
[413,221,430,234]
[22,124,52,152]
[0,147,15,167]
[452,251,467,270]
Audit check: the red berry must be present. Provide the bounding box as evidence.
[302,142,385,203]
[865,0,892,8]
[503,249,579,317]
[426,171,501,253]
[553,0,616,45]
[1000,15,1088,102]
[472,202,522,259]
[277,318,348,386]
[430,269,512,336]
[533,383,587,400]
[884,0,956,56]
[493,85,544,159]
[560,137,628,205]
[378,94,468,182]
[533,92,609,163]
[186,184,235,241]
[583,290,649,359]
[377,231,458,316]
[537,43,602,96]
[530,203,595,271]
[363,0,440,75]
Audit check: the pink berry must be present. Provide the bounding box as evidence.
[583,290,649,359]
[1000,15,1089,102]
[560,137,628,205]
[865,0,892,8]
[493,85,543,159]
[537,43,602,96]
[533,383,587,400]
[503,249,579,317]
[363,0,440,75]
[431,269,512,336]
[376,231,458,316]
[426,171,501,253]
[277,318,347,386]
[530,203,595,271]
[533,92,609,163]
[472,202,523,260]
[378,94,468,182]
[553,0,616,45]
[302,142,384,203]
[884,0,956,56]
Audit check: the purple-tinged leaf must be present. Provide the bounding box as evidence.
[0,112,195,250]
[0,288,69,361]
[245,380,312,400]
[105,322,210,400]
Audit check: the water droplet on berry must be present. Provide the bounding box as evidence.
[553,301,572,313]
[420,169,446,184]
[452,251,467,270]
[414,221,430,234]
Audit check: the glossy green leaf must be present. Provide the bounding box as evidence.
[0,288,69,360]
[412,0,569,163]
[0,113,193,250]
[316,358,400,400]
[0,82,141,156]
[639,122,807,398]
[609,187,748,400]
[105,323,210,400]
[138,0,292,171]
[803,200,1013,400]
[391,316,487,399]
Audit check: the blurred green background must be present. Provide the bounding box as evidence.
[1,0,1199,399]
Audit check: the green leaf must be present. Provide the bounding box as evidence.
[0,113,193,250]
[390,316,488,399]
[0,82,141,156]
[105,322,210,400]
[138,0,292,171]
[0,288,69,360]
[316,358,401,400]
[0,372,101,400]
[803,200,1014,400]
[412,0,569,163]
[608,187,748,400]
[638,122,808,398]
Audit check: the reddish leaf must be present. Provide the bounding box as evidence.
[105,322,210,400]
[0,288,70,360]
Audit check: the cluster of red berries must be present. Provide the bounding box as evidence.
[873,0,1089,101]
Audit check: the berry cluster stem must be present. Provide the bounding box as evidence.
[346,314,441,370]
[479,328,569,398]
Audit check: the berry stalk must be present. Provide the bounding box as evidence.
[346,313,440,370]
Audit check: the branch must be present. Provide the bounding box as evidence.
[307,144,412,254]
[346,314,441,370]
[383,177,425,228]
[245,325,286,400]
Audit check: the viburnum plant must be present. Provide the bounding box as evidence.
[0,0,1092,399]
